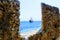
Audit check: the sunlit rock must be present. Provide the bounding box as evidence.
[0,0,21,40]
[28,3,60,40]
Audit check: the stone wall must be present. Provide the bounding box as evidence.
[28,3,60,40]
[0,0,20,40]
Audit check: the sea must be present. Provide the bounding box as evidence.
[20,21,42,33]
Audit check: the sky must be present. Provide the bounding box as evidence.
[19,0,60,21]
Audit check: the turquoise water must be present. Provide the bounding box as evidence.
[20,21,42,33]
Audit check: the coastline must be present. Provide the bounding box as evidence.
[20,28,41,38]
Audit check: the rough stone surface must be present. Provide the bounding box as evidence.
[28,3,60,40]
[0,0,21,40]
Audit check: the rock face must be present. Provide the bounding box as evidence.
[28,3,60,40]
[0,0,20,40]
[41,3,59,40]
